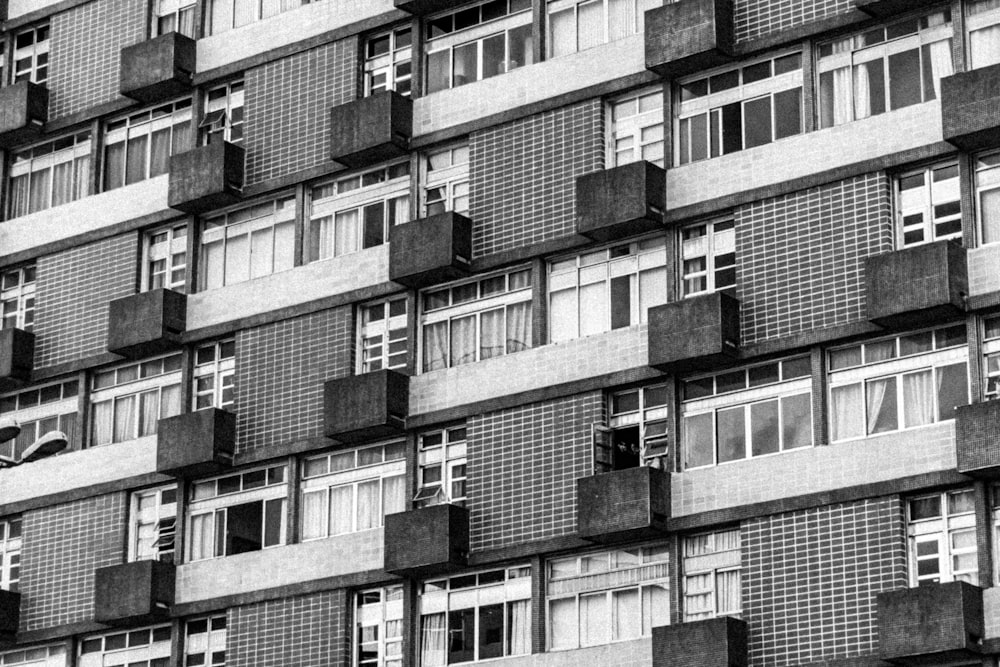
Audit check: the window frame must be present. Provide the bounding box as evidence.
[199,195,296,290]
[201,80,245,146]
[142,223,188,293]
[355,585,404,667]
[102,99,193,192]
[424,144,470,217]
[0,378,79,460]
[128,485,178,564]
[0,645,67,666]
[0,518,21,592]
[365,26,413,97]
[89,353,183,447]
[609,87,664,168]
[12,23,49,85]
[604,383,669,471]
[965,0,1000,70]
[416,426,467,507]
[681,528,741,621]
[8,132,92,219]
[78,625,172,667]
[193,339,235,411]
[895,161,962,248]
[679,218,736,297]
[0,264,36,332]
[907,488,978,586]
[184,615,227,667]
[546,0,658,58]
[153,0,197,37]
[359,295,409,374]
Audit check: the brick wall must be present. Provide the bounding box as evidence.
[49,0,146,120]
[19,493,125,632]
[227,590,348,667]
[742,497,907,666]
[467,392,602,551]
[34,234,137,368]
[244,38,357,186]
[234,307,353,455]
[469,100,604,259]
[734,0,855,43]
[736,173,892,345]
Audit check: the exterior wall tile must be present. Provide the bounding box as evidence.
[735,0,855,43]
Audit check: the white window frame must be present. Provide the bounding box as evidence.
[13,24,49,85]
[680,219,736,297]
[193,339,235,410]
[0,518,21,592]
[896,161,962,248]
[78,626,172,667]
[0,645,67,667]
[103,100,193,191]
[1,264,36,332]
[975,150,1000,246]
[682,528,741,621]
[201,81,245,146]
[609,87,664,168]
[128,485,177,564]
[184,615,226,667]
[983,316,1000,400]
[89,354,183,447]
[604,383,669,471]
[546,0,659,58]
[907,489,978,586]
[424,144,470,217]
[365,26,413,97]
[142,223,188,293]
[153,0,196,37]
[199,195,295,290]
[966,0,1000,70]
[206,0,307,34]
[359,295,409,374]
[0,379,78,460]
[8,132,92,219]
[356,585,404,667]
[416,426,467,507]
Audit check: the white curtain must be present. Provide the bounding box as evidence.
[683,574,713,619]
[73,156,90,201]
[420,614,447,667]
[356,480,380,531]
[113,395,136,443]
[981,188,1000,244]
[549,598,577,649]
[579,281,607,337]
[479,309,505,360]
[382,475,405,517]
[28,166,50,213]
[138,390,160,437]
[716,570,741,614]
[189,513,214,561]
[390,194,410,226]
[273,220,295,273]
[200,238,225,290]
[854,61,873,119]
[639,267,667,322]
[301,490,326,540]
[578,0,604,51]
[903,370,934,428]
[313,216,334,261]
[508,600,530,655]
[91,400,114,446]
[608,0,631,42]
[149,128,171,177]
[641,584,669,634]
[973,25,1000,69]
[328,485,353,535]
[224,224,249,287]
[549,288,577,342]
[927,39,953,98]
[250,227,273,279]
[233,0,255,28]
[866,377,891,434]
[506,302,531,353]
[611,589,639,641]
[334,209,359,257]
[579,593,608,647]
[450,315,477,366]
[423,321,448,371]
[549,8,576,57]
[830,384,863,441]
[50,160,73,208]
[9,173,29,218]
[209,0,233,34]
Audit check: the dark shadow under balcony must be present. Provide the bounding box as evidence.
[384,504,469,577]
[653,616,748,667]
[0,328,34,393]
[94,560,175,627]
[645,0,735,79]
[648,292,740,373]
[577,466,670,543]
[576,161,666,242]
[394,0,462,14]
[119,33,196,105]
[941,63,1000,152]
[156,408,235,479]
[855,0,945,18]
[389,212,472,289]
[330,91,412,170]
[877,581,984,665]
[865,241,967,330]
[106,289,186,359]
[167,141,244,215]
[324,370,408,445]
[0,81,47,149]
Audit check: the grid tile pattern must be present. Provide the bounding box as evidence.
[735,0,854,42]
[742,497,907,666]
[19,493,125,631]
[470,100,604,259]
[736,173,892,345]
[244,38,358,185]
[234,307,353,455]
[468,392,603,551]
[34,234,137,368]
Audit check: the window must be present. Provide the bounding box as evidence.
[991,486,1000,584]
[79,626,171,667]
[601,383,668,471]
[154,0,196,37]
[201,81,244,146]
[818,10,952,129]
[984,316,1000,399]
[307,163,409,263]
[142,223,188,293]
[682,356,813,469]
[184,616,226,667]
[415,426,466,507]
[1,265,36,332]
[908,489,978,586]
[206,0,308,34]
[8,132,91,219]
[677,52,802,164]
[548,237,666,343]
[0,645,66,667]
[193,339,235,410]
[0,518,21,592]
[420,566,531,665]
[90,354,182,447]
[683,529,740,621]
[359,296,409,373]
[828,326,968,441]
[610,88,663,168]
[421,268,531,372]
[896,162,961,247]
[356,585,404,667]
[680,219,735,296]
[976,151,1000,245]
[200,196,295,290]
[103,100,193,191]
[424,145,469,217]
[425,0,533,94]
[546,545,668,650]
[0,379,79,460]
[547,0,658,57]
[366,27,412,96]
[967,0,1000,69]
[13,24,48,84]
[187,465,286,561]
[301,442,406,540]
[129,486,177,564]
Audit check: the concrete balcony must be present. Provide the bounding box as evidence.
[167,141,244,215]
[0,328,34,392]
[856,0,944,18]
[653,617,747,667]
[877,582,984,665]
[384,504,469,577]
[941,63,1000,152]
[389,212,471,289]
[119,33,196,105]
[330,90,412,169]
[0,591,19,642]
[0,81,47,149]
[156,409,235,479]
[955,400,1000,478]
[648,292,739,373]
[645,0,734,79]
[324,370,408,445]
[93,560,175,627]
[394,0,461,13]
[865,240,967,330]
[577,466,670,543]
[106,289,186,359]
[576,161,666,242]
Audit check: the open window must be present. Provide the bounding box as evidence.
[598,382,669,472]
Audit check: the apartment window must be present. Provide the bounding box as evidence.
[13,24,48,84]
[0,518,21,592]
[184,616,226,667]
[549,237,666,343]
[896,162,961,247]
[200,196,295,290]
[677,53,802,165]
[90,354,182,447]
[206,0,307,34]
[0,379,79,460]
[129,485,177,563]
[79,626,171,667]
[818,10,952,129]
[682,356,812,469]
[307,163,409,263]
[610,88,663,168]
[415,426,466,507]
[547,544,668,650]
[421,268,531,372]
[359,296,408,373]
[154,0,196,37]
[683,529,740,621]
[1,265,36,332]
[193,339,235,410]
[967,0,1000,69]
[991,486,1000,584]
[187,465,286,561]
[103,100,193,191]
[547,0,658,57]
[984,316,1000,399]
[975,151,1000,245]
[420,566,531,665]
[8,132,91,219]
[0,646,66,666]
[424,145,469,217]
[425,0,533,94]
[601,383,668,471]
[908,489,978,586]
[356,585,404,667]
[300,442,406,540]
[201,81,244,146]
[366,27,412,96]
[142,223,188,293]
[680,219,735,296]
[829,326,968,441]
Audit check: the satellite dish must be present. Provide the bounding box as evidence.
[0,417,20,444]
[21,430,67,463]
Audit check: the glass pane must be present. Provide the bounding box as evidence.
[684,413,714,468]
[749,400,779,456]
[866,377,897,434]
[717,406,746,463]
[936,363,968,422]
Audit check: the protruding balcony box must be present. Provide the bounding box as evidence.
[865,241,967,330]
[324,369,408,444]
[955,400,1000,478]
[648,292,740,373]
[0,590,20,641]
[119,33,196,105]
[576,162,666,242]
[106,288,186,359]
[156,408,235,479]
[329,91,412,169]
[877,582,984,665]
[167,141,244,214]
[394,0,461,14]
[0,328,34,392]
[0,81,47,149]
[645,0,734,79]
[577,466,670,543]
[855,0,943,18]
[93,560,175,627]
[941,63,1000,152]
[653,616,748,667]
[389,212,472,288]
[384,504,469,577]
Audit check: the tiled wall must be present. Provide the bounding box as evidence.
[734,0,855,43]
